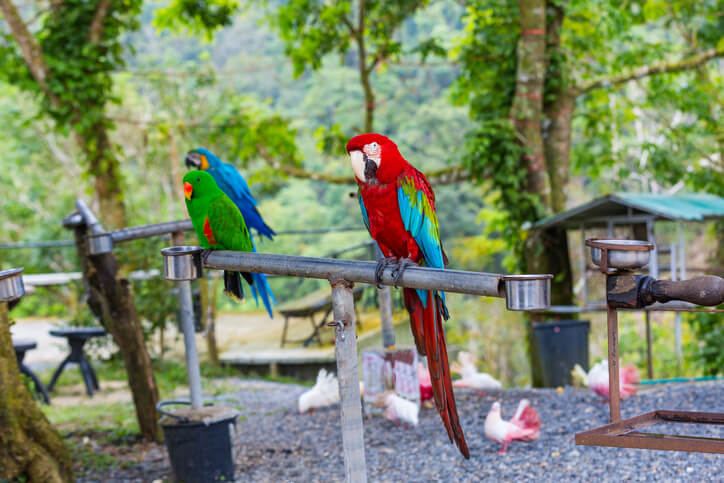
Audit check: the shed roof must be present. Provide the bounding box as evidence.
[534,193,724,229]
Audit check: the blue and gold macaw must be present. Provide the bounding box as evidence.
[185,148,276,317]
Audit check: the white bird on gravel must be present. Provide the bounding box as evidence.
[376,390,420,427]
[299,369,340,413]
[484,399,541,454]
[451,351,502,392]
[572,360,639,401]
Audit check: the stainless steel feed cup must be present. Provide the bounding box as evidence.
[0,267,25,302]
[162,246,204,281]
[503,274,552,311]
[589,239,652,270]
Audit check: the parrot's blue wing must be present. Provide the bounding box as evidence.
[358,191,371,234]
[206,163,276,241]
[247,235,277,318]
[397,176,446,309]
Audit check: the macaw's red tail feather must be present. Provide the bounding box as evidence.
[404,288,426,356]
[407,288,470,459]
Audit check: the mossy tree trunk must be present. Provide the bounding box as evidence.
[71,225,160,441]
[0,302,73,482]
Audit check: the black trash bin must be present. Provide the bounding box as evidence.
[159,401,238,483]
[533,320,589,387]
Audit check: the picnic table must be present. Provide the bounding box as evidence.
[47,327,106,397]
[12,338,50,404]
[278,285,365,347]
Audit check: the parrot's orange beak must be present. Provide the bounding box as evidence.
[184,182,193,200]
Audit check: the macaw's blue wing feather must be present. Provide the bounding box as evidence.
[398,176,446,309]
[245,235,276,318]
[206,163,276,241]
[359,191,371,234]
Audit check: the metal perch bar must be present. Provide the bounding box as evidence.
[203,251,505,298]
[75,199,106,235]
[111,220,193,243]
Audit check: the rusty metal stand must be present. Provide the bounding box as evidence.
[576,239,724,454]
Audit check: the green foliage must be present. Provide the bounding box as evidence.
[154,0,241,39]
[116,238,179,340]
[451,0,541,270]
[269,0,427,77]
[686,311,724,376]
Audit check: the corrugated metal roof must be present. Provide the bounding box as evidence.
[534,193,724,229]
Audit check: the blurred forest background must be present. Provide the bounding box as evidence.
[1,0,722,386]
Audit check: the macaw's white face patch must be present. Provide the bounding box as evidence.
[349,150,366,182]
[363,141,381,162]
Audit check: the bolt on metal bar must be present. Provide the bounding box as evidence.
[203,251,504,297]
[330,280,367,483]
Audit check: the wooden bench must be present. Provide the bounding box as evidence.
[278,285,365,347]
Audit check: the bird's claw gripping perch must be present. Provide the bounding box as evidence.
[391,258,416,287]
[201,249,212,265]
[374,256,398,288]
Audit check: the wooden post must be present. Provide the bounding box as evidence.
[607,306,621,422]
[330,279,367,483]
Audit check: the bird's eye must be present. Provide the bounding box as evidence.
[371,142,378,148]
[196,178,200,182]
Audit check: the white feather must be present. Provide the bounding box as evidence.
[298,369,340,413]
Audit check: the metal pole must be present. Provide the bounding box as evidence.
[330,279,367,483]
[111,219,193,243]
[179,278,203,410]
[172,231,203,409]
[580,224,588,308]
[645,311,653,380]
[204,251,504,298]
[374,244,395,349]
[607,306,621,423]
[678,221,686,280]
[75,199,106,235]
[671,242,682,373]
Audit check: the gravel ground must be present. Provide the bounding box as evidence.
[82,379,723,482]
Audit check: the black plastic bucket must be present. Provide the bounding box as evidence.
[533,320,589,387]
[159,401,237,483]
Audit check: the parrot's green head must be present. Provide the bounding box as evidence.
[183,170,221,201]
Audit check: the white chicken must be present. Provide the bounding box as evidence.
[572,360,639,400]
[298,369,340,413]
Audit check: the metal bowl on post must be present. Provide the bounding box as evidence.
[587,239,653,271]
[503,274,553,311]
[0,267,25,302]
[162,246,204,281]
[87,232,114,255]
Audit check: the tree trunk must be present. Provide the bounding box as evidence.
[77,123,127,229]
[544,90,575,213]
[71,226,160,441]
[0,303,73,482]
[510,0,548,207]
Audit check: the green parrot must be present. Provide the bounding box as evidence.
[183,170,254,301]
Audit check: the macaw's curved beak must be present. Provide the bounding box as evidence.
[185,151,202,169]
[184,182,193,200]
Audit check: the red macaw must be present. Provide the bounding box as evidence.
[346,133,469,459]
